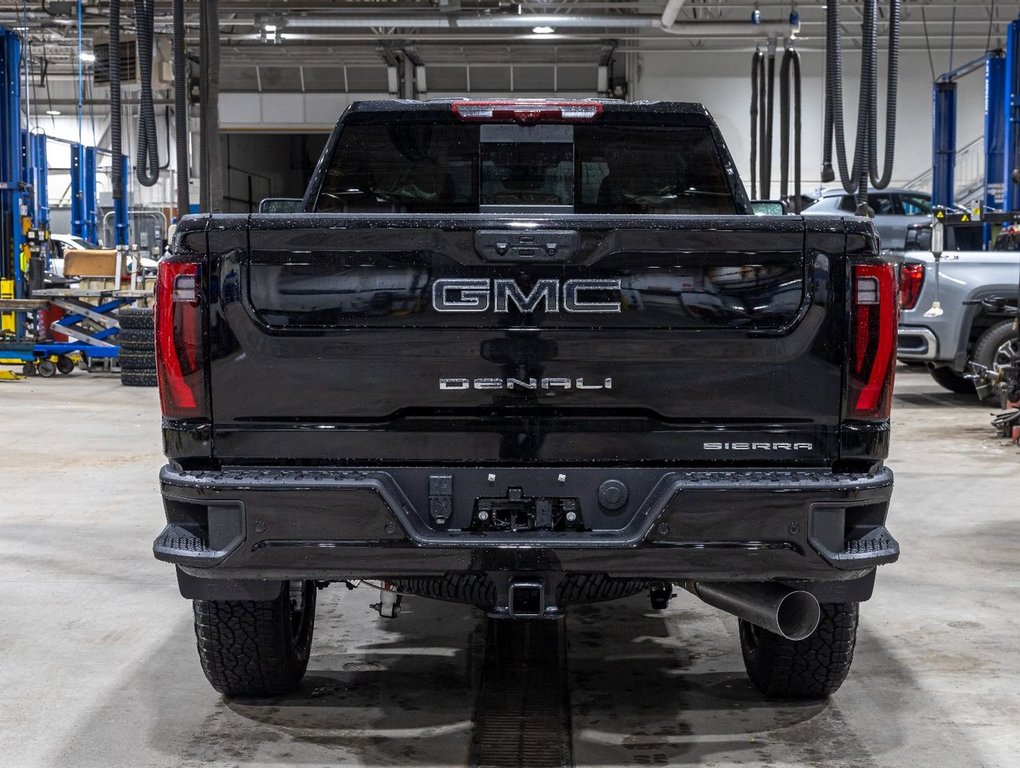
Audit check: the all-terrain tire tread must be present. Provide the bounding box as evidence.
[118,307,154,330]
[193,585,314,698]
[120,370,158,387]
[557,573,649,606]
[740,601,858,700]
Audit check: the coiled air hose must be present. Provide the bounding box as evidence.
[134,0,159,186]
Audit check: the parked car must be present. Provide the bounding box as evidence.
[898,221,1020,396]
[803,188,938,251]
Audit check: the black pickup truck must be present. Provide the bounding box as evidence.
[153,99,899,701]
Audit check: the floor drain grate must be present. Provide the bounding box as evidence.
[469,619,572,768]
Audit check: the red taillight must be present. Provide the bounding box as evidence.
[898,262,925,310]
[451,100,603,125]
[155,260,206,419]
[848,262,897,420]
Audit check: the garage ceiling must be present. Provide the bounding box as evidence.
[0,0,1012,93]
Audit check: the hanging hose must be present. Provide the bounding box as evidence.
[134,0,159,186]
[822,0,901,213]
[869,0,899,189]
[173,0,189,213]
[750,49,763,199]
[109,0,122,206]
[762,42,776,199]
[199,0,223,212]
[779,46,802,212]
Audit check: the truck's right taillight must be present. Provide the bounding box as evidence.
[897,262,925,310]
[848,262,897,420]
[155,260,206,419]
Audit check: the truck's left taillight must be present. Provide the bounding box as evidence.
[155,260,206,419]
[847,262,897,421]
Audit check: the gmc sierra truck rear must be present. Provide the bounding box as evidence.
[153,99,899,701]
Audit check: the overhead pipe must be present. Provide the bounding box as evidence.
[660,0,687,28]
[682,581,821,642]
[273,13,801,36]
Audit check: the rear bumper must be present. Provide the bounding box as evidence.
[155,464,897,590]
[897,326,939,361]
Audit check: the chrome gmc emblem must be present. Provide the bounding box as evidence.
[432,278,622,313]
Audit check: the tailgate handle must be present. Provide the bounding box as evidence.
[475,230,579,263]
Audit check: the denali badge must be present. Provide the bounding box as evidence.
[703,442,814,451]
[441,377,613,391]
[432,278,621,313]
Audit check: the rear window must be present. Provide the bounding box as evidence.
[315,120,738,215]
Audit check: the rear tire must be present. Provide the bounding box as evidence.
[739,601,858,700]
[929,366,974,394]
[193,580,316,698]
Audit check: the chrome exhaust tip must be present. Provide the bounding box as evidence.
[683,581,821,641]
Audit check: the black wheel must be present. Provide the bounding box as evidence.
[56,355,75,375]
[21,362,36,377]
[118,306,154,330]
[973,320,1020,402]
[37,359,56,378]
[193,580,316,698]
[739,601,859,700]
[120,369,158,387]
[929,366,974,394]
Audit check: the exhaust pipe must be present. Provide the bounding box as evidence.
[682,581,821,641]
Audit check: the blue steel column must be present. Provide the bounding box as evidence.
[932,80,958,208]
[70,142,84,238]
[114,154,129,245]
[32,133,48,232]
[1004,16,1020,211]
[985,53,1007,210]
[83,145,98,242]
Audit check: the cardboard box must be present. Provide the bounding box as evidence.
[63,249,123,277]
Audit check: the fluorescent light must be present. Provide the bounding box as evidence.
[532,25,555,34]
[46,109,61,116]
[79,51,96,63]
[264,23,277,32]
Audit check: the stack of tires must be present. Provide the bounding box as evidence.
[118,306,157,387]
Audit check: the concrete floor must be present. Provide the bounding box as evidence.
[1,365,1018,768]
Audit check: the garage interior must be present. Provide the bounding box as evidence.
[1,2,1019,767]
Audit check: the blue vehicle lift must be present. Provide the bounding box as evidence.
[0,24,141,379]
[0,26,27,339]
[931,14,1020,213]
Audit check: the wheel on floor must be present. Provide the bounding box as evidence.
[739,601,859,700]
[193,580,316,697]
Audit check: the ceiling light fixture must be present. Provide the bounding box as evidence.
[46,109,61,116]
[532,25,555,34]
[79,51,96,63]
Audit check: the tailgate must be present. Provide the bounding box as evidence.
[208,215,847,464]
